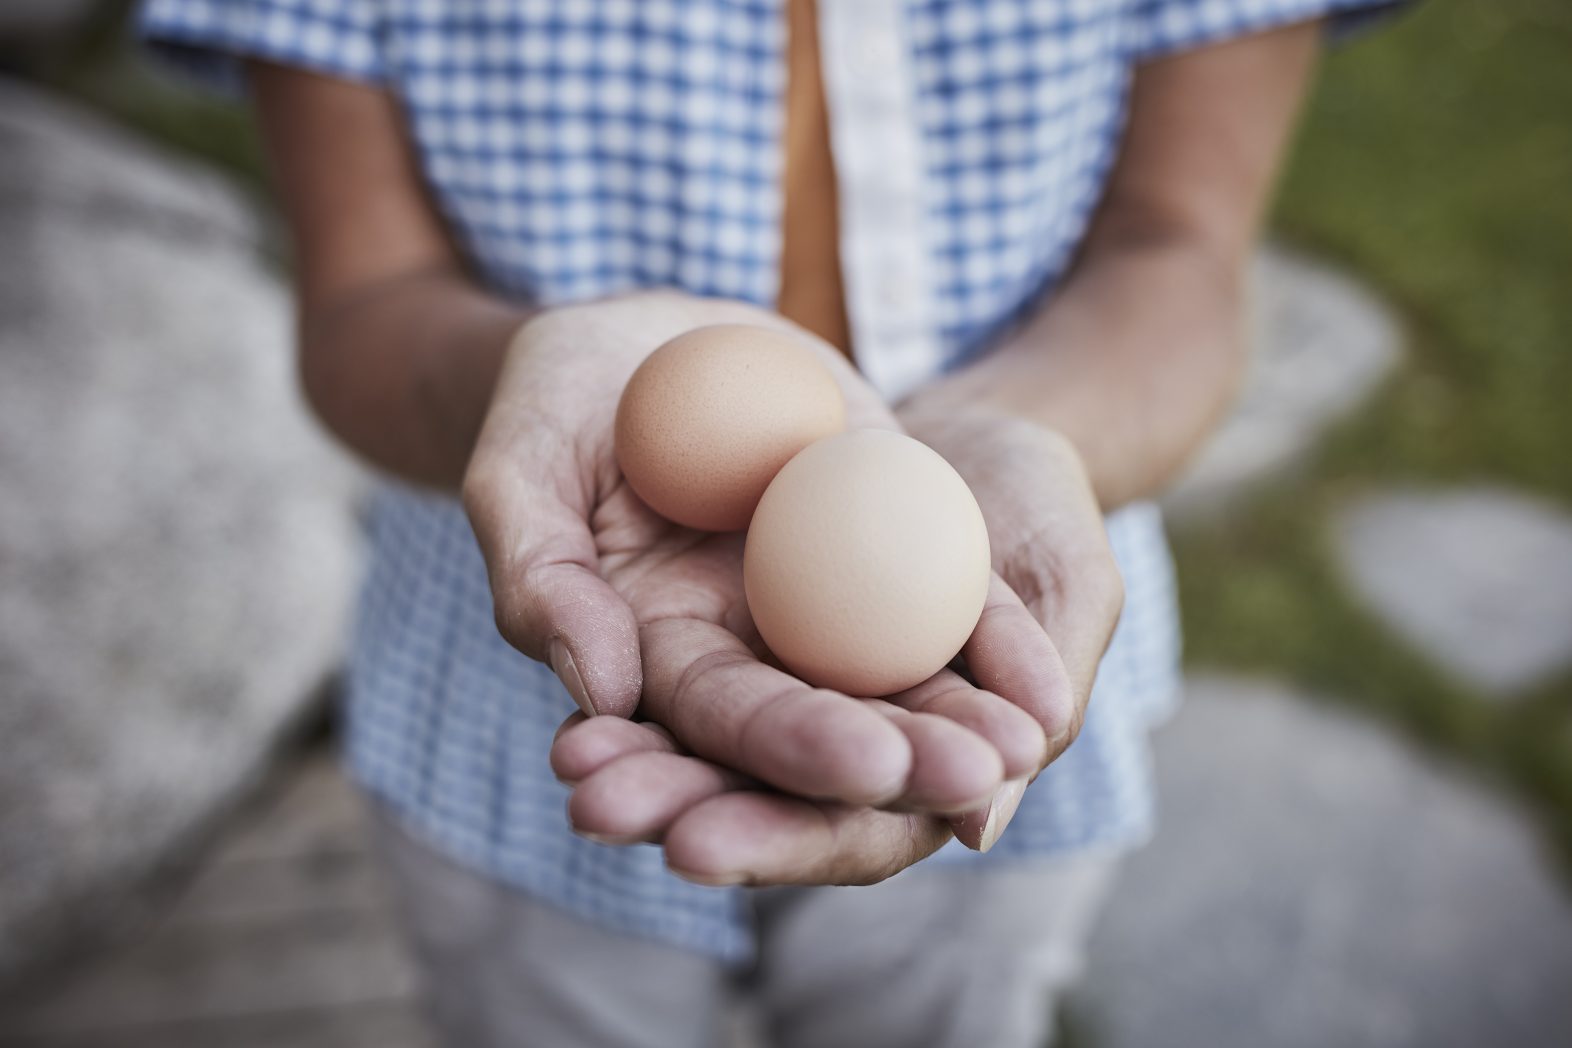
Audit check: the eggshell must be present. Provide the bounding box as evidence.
[615,324,846,531]
[743,429,992,696]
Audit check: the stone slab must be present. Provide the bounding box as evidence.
[0,754,429,1045]
[1076,675,1572,1048]
[0,80,364,984]
[1333,486,1572,695]
[1165,245,1403,517]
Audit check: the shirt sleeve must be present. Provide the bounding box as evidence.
[1126,0,1409,62]
[138,0,385,93]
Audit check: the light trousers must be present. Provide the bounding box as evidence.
[373,808,1118,1048]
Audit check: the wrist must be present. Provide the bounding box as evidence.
[897,399,1088,488]
[905,233,1247,508]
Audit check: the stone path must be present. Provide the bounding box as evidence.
[1334,487,1572,696]
[0,754,435,1048]
[1163,245,1403,517]
[7,679,1569,1048]
[1074,675,1572,1048]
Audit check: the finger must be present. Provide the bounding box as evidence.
[873,695,1030,853]
[1010,555,1125,714]
[884,669,1048,780]
[865,702,1002,814]
[464,465,642,719]
[569,751,750,845]
[663,793,953,887]
[963,575,1079,758]
[550,715,679,785]
[640,618,914,807]
[552,711,588,744]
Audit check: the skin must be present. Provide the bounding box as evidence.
[250,18,1320,887]
[465,294,1055,819]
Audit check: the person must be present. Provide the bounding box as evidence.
[142,1,1400,1045]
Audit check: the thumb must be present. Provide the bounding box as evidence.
[464,470,642,719]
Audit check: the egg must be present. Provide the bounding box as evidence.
[615,324,846,531]
[743,429,992,696]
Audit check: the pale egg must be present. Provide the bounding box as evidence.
[743,429,992,696]
[615,324,845,531]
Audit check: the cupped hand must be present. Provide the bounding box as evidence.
[464,293,1053,817]
[899,405,1125,762]
[552,710,955,886]
[552,406,1126,884]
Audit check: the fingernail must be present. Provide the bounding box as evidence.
[575,829,621,845]
[979,778,1027,853]
[549,639,594,717]
[669,866,748,888]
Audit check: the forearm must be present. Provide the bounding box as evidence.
[247,61,529,488]
[298,267,525,488]
[903,21,1320,510]
[900,231,1246,509]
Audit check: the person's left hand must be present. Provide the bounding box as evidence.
[552,407,1125,886]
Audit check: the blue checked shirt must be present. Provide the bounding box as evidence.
[143,0,1396,962]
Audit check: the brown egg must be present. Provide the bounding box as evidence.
[743,429,992,696]
[614,324,845,531]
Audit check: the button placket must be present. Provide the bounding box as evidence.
[816,0,942,402]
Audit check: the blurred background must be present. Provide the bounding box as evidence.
[1,1,1569,1046]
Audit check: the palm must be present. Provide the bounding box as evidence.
[593,481,753,646]
[469,292,1079,883]
[564,475,979,884]
[554,411,1127,885]
[566,372,1034,809]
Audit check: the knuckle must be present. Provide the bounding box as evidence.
[1032,425,1080,463]
[669,647,740,709]
[491,592,530,651]
[491,582,547,661]
[511,303,574,346]
[661,646,752,739]
[1092,559,1126,625]
[838,818,941,887]
[1054,702,1088,754]
[459,456,503,522]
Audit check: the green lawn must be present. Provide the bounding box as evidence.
[1181,0,1572,866]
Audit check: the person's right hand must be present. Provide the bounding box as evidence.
[463,292,1053,816]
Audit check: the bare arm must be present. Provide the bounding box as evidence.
[900,23,1323,509]
[249,60,1080,868]
[249,63,524,488]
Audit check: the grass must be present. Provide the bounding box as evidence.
[1177,0,1572,865]
[16,0,1572,861]
[1278,0,1572,500]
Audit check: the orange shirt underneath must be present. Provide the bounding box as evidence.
[777,0,851,357]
